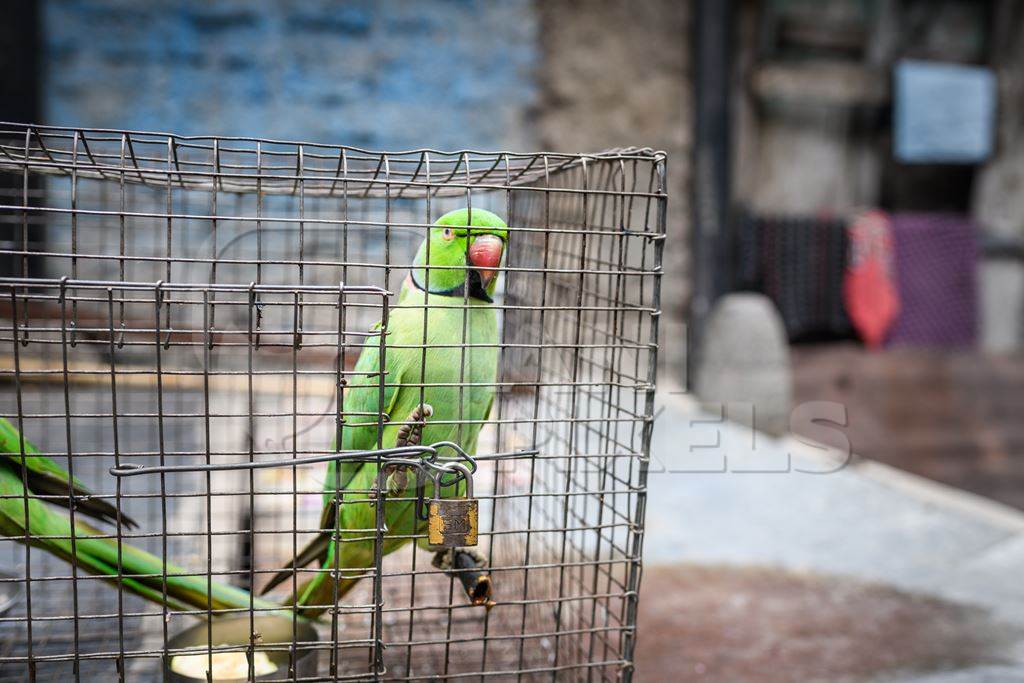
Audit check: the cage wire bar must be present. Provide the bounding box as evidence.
[0,123,666,682]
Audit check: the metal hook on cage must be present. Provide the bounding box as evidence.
[104,287,124,352]
[427,440,478,476]
[292,290,303,350]
[410,457,475,523]
[411,456,469,521]
[247,282,263,350]
[414,465,433,522]
[108,444,439,478]
[19,316,29,347]
[153,280,172,350]
[206,296,217,351]
[162,285,174,351]
[9,288,30,347]
[254,298,265,349]
[59,276,77,348]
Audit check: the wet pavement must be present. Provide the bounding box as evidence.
[791,344,1024,511]
[638,381,1024,682]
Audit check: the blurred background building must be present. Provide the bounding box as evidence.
[692,0,1024,513]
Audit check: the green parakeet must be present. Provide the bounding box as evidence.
[261,207,507,617]
[0,417,276,614]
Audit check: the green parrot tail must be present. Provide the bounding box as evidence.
[285,532,415,621]
[31,516,285,616]
[0,424,281,617]
[286,570,362,621]
[0,417,139,529]
[73,527,281,614]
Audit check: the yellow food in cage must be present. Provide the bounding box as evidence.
[170,649,277,680]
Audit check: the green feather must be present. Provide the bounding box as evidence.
[0,417,138,529]
[0,416,84,489]
[0,421,281,616]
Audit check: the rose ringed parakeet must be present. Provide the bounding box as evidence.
[0,417,277,614]
[261,207,507,617]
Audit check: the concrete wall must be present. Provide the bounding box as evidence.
[534,0,692,374]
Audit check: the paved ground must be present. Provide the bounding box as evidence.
[636,380,1024,682]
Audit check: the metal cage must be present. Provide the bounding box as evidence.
[0,123,666,681]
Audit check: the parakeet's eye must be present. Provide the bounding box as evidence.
[442,228,454,240]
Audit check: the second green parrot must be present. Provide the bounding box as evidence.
[0,417,277,614]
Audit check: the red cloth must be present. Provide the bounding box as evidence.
[843,211,900,349]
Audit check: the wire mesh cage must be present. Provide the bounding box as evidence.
[0,123,666,682]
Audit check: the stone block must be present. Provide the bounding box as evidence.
[695,293,792,435]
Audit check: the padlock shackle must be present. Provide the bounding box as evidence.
[434,462,473,499]
[412,460,472,521]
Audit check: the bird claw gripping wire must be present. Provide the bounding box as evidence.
[396,403,433,447]
[384,403,434,495]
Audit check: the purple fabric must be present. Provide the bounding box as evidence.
[886,213,977,348]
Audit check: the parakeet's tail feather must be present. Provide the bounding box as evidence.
[14,464,139,529]
[34,515,281,614]
[0,417,138,529]
[27,530,196,613]
[286,572,361,621]
[0,420,285,617]
[261,499,338,596]
[260,531,331,596]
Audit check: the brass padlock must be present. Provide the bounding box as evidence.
[427,467,478,547]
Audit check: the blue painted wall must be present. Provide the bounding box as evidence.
[42,0,538,151]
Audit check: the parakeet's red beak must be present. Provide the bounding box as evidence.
[468,235,503,286]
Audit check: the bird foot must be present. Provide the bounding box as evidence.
[432,546,488,570]
[395,403,433,448]
[384,404,433,495]
[433,547,495,608]
[383,466,410,496]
